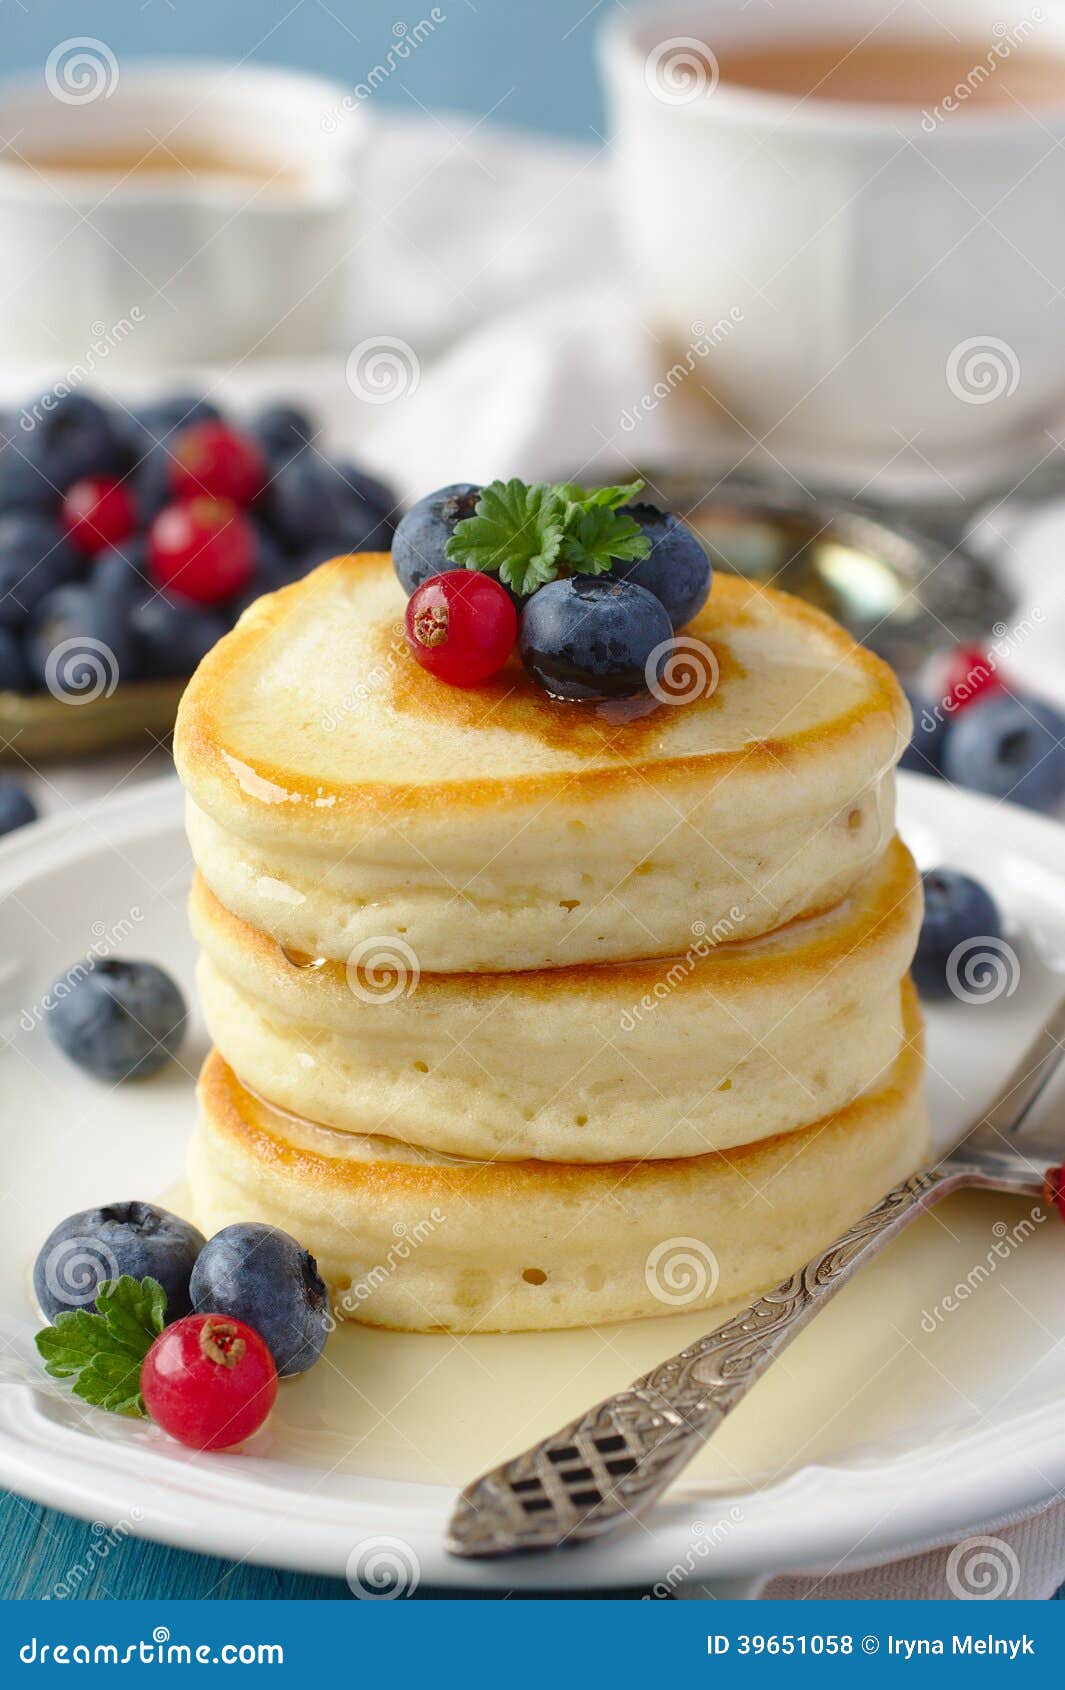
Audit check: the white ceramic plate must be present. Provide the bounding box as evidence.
[2,771,1065,1595]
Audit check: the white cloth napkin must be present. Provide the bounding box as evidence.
[19,112,1065,1602]
[760,1499,1065,1600]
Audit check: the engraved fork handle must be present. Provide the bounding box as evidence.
[446,1160,1026,1558]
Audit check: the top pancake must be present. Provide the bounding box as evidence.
[175,553,910,972]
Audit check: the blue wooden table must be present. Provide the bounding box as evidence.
[0,1492,350,1600]
[5,1491,1062,1601]
[0,1492,656,1599]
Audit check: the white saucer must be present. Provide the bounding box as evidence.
[1,771,1064,1594]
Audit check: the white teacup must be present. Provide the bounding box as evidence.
[600,0,1065,465]
[0,58,365,368]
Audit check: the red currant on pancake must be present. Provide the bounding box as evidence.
[405,570,517,686]
[169,420,267,507]
[62,477,138,556]
[140,1312,277,1450]
[149,496,255,604]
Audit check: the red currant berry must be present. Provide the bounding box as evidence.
[62,477,138,556]
[940,645,1002,715]
[140,1313,278,1451]
[170,421,267,507]
[1044,1163,1065,1223]
[405,571,517,687]
[149,497,255,604]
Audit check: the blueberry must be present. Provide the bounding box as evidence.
[128,446,174,526]
[0,444,61,517]
[131,594,227,679]
[233,539,349,610]
[605,504,711,628]
[264,454,385,553]
[126,395,222,452]
[519,576,673,701]
[913,867,1005,1000]
[93,539,150,612]
[248,522,290,589]
[252,402,316,463]
[0,625,31,691]
[23,391,129,489]
[900,689,946,777]
[291,539,358,578]
[942,695,1065,813]
[221,529,299,625]
[190,1222,329,1377]
[392,483,482,595]
[46,957,187,1080]
[0,516,81,629]
[34,1201,205,1322]
[26,583,137,694]
[0,778,37,835]
[334,459,398,525]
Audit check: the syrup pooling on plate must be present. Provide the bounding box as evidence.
[9,770,1065,1568]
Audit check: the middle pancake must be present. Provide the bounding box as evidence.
[192,835,921,1163]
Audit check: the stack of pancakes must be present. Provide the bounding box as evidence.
[175,554,928,1333]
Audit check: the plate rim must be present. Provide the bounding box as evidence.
[2,769,1065,1591]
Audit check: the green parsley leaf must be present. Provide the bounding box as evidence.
[557,480,645,514]
[445,478,565,597]
[35,1274,167,1419]
[560,506,651,575]
[445,478,651,595]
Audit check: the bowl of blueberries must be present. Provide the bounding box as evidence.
[0,386,397,760]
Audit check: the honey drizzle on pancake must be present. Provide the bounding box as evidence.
[280,946,327,970]
[379,624,746,759]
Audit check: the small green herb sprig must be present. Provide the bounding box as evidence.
[35,1275,166,1417]
[445,478,651,598]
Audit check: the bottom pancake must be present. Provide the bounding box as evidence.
[188,981,927,1333]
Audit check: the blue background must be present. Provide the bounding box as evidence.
[0,0,611,141]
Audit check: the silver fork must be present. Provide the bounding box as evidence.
[447,996,1065,1558]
